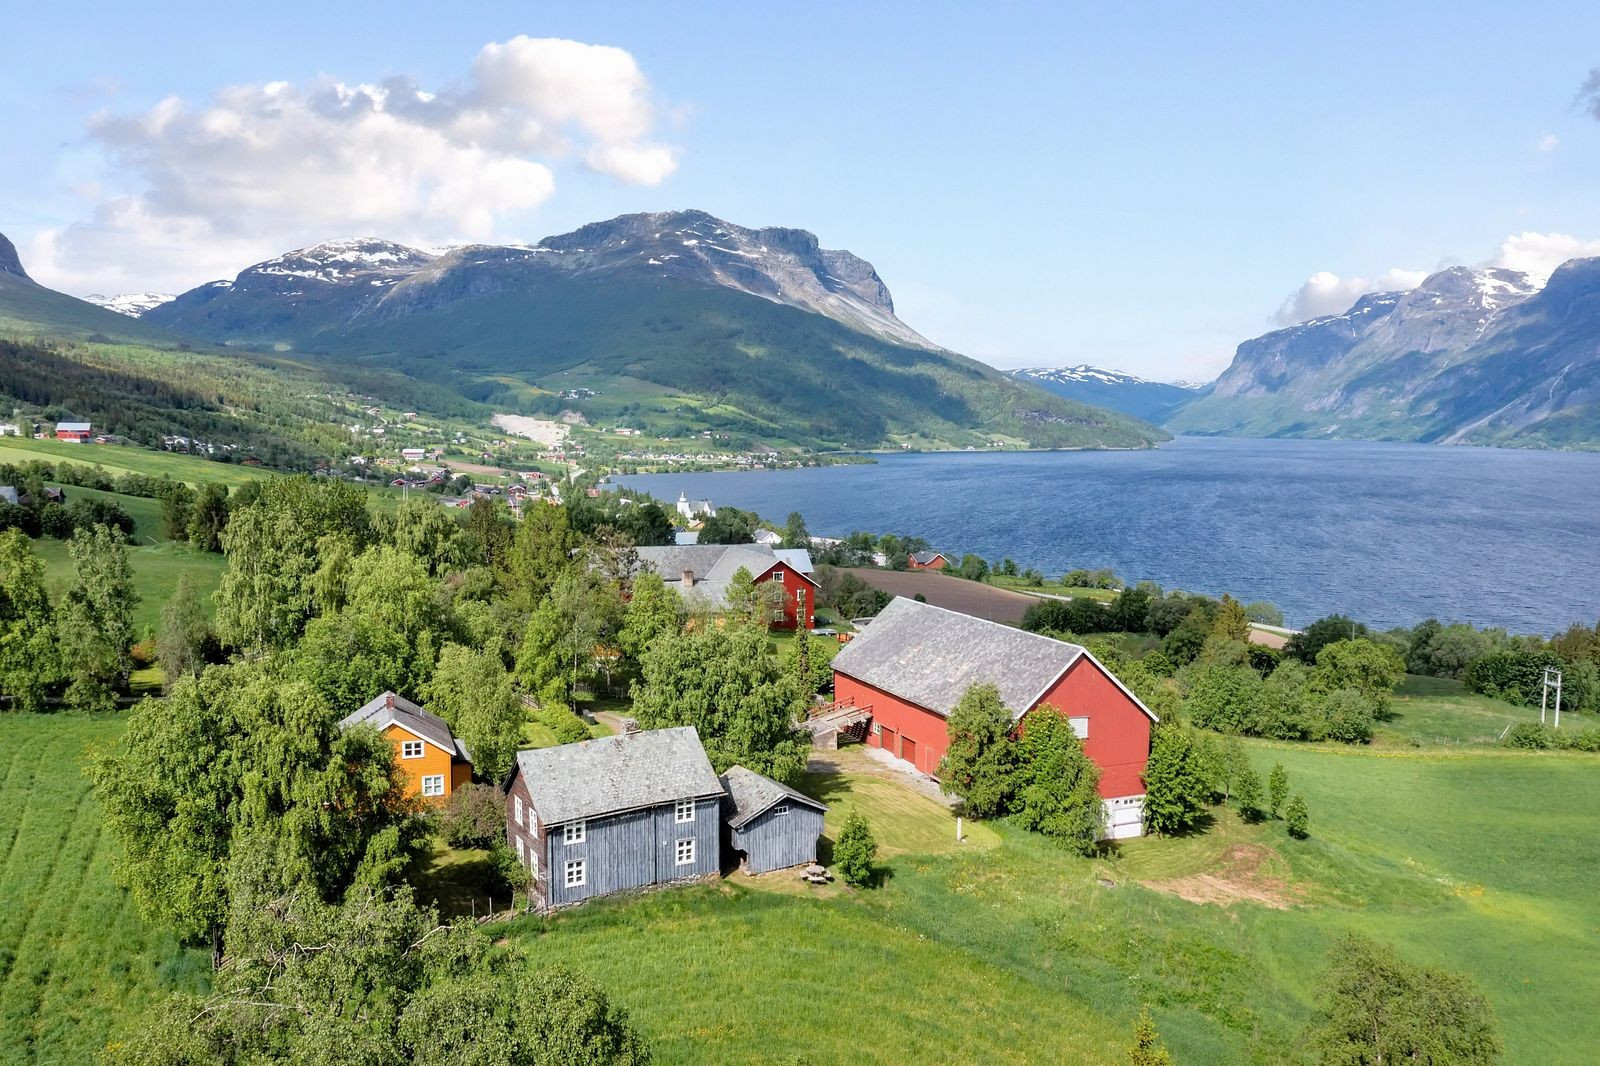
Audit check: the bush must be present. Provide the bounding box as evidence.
[1319,688,1377,744]
[1235,764,1265,822]
[1021,597,1109,635]
[1504,722,1553,749]
[540,709,593,745]
[1464,649,1564,706]
[438,782,509,849]
[1285,794,1310,839]
[834,810,877,887]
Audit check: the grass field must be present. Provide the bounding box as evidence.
[7,697,1598,1064]
[503,733,1600,1065]
[0,437,278,488]
[0,716,208,1064]
[30,536,227,634]
[1375,675,1538,747]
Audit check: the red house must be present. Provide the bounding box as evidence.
[831,597,1156,839]
[634,544,818,630]
[907,550,949,571]
[54,422,92,442]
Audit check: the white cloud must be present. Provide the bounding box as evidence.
[1537,133,1560,153]
[1488,231,1600,282]
[28,36,678,295]
[1272,268,1428,326]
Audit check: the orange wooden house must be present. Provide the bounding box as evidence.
[340,691,473,804]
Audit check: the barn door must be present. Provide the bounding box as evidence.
[879,726,897,757]
[901,735,917,769]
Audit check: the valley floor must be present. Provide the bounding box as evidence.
[5,684,1595,1064]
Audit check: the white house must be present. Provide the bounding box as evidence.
[676,492,716,519]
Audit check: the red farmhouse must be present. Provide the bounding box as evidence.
[907,550,949,571]
[831,597,1156,838]
[634,544,817,630]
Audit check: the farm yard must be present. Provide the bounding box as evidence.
[2,693,1598,1064]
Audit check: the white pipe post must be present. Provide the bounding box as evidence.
[956,816,963,842]
[1555,673,1563,730]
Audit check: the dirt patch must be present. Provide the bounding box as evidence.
[1141,843,1298,910]
[492,413,569,446]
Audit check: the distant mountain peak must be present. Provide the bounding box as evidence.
[248,238,437,284]
[85,292,176,318]
[1008,364,1200,424]
[0,231,30,281]
[1012,364,1154,386]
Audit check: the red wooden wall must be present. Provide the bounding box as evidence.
[759,562,817,630]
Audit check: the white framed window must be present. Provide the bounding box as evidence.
[421,774,445,797]
[526,806,535,832]
[516,837,526,865]
[514,796,524,825]
[675,798,696,823]
[1068,716,1090,740]
[564,859,586,887]
[675,839,696,866]
[771,804,789,818]
[871,723,881,736]
[563,820,586,845]
[401,740,424,759]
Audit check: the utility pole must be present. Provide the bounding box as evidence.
[1542,666,1564,728]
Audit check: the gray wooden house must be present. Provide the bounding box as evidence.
[720,765,828,874]
[503,727,725,909]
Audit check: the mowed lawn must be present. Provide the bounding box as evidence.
[0,716,208,1064]
[0,437,274,488]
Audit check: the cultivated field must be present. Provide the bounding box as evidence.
[0,437,279,488]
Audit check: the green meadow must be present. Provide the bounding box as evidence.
[4,685,1596,1064]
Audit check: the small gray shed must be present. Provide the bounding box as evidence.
[720,765,828,874]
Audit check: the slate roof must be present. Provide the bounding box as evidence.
[56,422,92,432]
[910,550,946,565]
[773,548,815,575]
[719,765,827,829]
[634,543,816,610]
[831,597,1094,719]
[339,691,472,763]
[509,726,724,825]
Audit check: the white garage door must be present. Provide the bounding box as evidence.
[1103,796,1144,840]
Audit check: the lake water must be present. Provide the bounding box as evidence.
[615,437,1600,633]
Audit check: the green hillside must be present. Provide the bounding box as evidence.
[284,275,1167,451]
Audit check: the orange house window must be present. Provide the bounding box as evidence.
[401,740,424,758]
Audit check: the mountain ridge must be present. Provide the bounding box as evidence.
[1170,262,1600,447]
[142,210,1167,452]
[1008,364,1201,424]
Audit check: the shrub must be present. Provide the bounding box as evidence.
[1319,688,1377,744]
[1184,665,1265,735]
[542,709,593,746]
[1142,725,1211,836]
[1285,794,1310,839]
[1013,710,1103,852]
[1504,722,1553,749]
[438,782,508,849]
[834,810,877,887]
[1465,649,1564,706]
[937,683,1019,818]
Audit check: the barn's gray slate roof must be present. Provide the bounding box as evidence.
[831,597,1088,718]
[510,726,724,825]
[634,543,815,609]
[772,548,815,575]
[339,691,471,762]
[719,765,827,829]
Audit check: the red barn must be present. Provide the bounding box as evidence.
[54,422,92,442]
[831,597,1156,838]
[908,550,949,571]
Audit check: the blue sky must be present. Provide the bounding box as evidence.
[5,2,1600,380]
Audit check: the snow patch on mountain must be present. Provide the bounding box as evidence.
[84,292,176,317]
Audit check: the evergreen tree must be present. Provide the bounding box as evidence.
[504,501,574,606]
[936,683,1019,818]
[161,482,195,541]
[1014,710,1103,853]
[1285,794,1310,839]
[1128,1007,1173,1066]
[1268,762,1289,818]
[617,571,685,662]
[834,810,878,888]
[1212,594,1252,642]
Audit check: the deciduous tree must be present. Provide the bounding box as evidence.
[1268,762,1289,818]
[423,642,524,782]
[1142,724,1211,835]
[1285,794,1310,839]
[632,623,808,783]
[0,529,57,711]
[58,525,137,711]
[1014,709,1103,852]
[834,810,878,888]
[157,573,210,688]
[936,683,1019,818]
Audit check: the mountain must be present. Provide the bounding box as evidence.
[1169,264,1600,448]
[0,231,177,343]
[85,292,176,317]
[147,211,1166,452]
[1008,365,1201,424]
